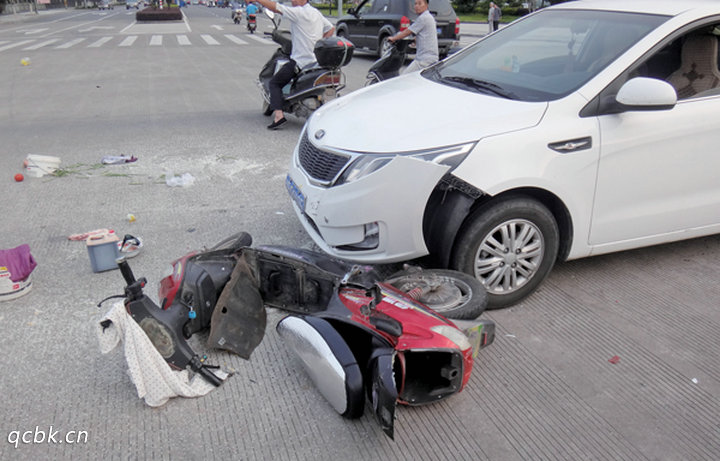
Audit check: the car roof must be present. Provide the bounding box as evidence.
[553,0,719,17]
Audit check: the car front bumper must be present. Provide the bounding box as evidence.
[287,150,450,264]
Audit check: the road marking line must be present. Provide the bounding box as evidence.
[246,34,272,45]
[56,38,87,49]
[201,34,220,45]
[150,35,163,46]
[19,28,49,35]
[224,34,248,45]
[120,21,136,34]
[0,40,34,52]
[88,36,113,48]
[119,36,138,47]
[212,25,224,31]
[40,12,120,38]
[177,35,191,46]
[23,39,60,50]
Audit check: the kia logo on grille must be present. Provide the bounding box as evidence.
[314,130,325,140]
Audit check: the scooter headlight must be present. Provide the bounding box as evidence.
[430,325,472,351]
[336,142,475,185]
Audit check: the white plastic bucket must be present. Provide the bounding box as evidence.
[24,155,61,178]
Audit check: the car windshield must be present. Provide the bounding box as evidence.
[427,9,669,102]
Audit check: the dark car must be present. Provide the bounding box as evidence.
[336,0,459,58]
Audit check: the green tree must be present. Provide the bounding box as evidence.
[453,0,479,14]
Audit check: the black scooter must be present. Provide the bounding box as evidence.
[365,39,411,85]
[257,10,353,119]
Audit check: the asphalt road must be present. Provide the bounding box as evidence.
[1,7,719,461]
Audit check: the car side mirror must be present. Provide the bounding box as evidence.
[615,77,677,111]
[347,7,355,15]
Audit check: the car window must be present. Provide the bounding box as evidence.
[629,24,720,100]
[358,0,374,15]
[371,0,390,14]
[428,0,454,17]
[429,9,668,102]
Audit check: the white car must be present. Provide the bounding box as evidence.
[286,0,720,308]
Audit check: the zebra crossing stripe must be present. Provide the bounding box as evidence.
[56,38,86,49]
[23,39,60,50]
[150,35,163,46]
[88,37,113,48]
[0,40,34,52]
[119,36,138,47]
[201,34,220,45]
[224,34,248,45]
[246,34,272,45]
[177,35,191,46]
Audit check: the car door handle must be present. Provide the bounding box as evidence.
[548,136,592,153]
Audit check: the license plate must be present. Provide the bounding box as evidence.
[285,174,306,211]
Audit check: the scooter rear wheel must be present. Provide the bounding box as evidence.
[385,269,488,319]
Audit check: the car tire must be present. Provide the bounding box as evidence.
[451,196,560,310]
[384,268,488,319]
[378,35,391,57]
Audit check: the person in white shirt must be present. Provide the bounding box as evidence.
[388,0,439,73]
[255,0,335,129]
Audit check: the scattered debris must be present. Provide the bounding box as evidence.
[69,228,110,241]
[692,378,698,384]
[14,173,24,182]
[118,235,143,259]
[102,155,138,165]
[20,57,30,66]
[608,355,621,364]
[165,172,195,187]
[0,244,36,302]
[127,214,136,223]
[24,154,61,178]
[86,230,120,273]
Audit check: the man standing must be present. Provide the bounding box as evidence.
[254,0,335,129]
[489,2,501,32]
[388,0,439,73]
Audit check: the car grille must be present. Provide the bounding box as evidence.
[298,131,350,185]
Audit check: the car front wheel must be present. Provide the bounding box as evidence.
[451,196,560,309]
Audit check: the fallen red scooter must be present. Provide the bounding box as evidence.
[102,232,495,438]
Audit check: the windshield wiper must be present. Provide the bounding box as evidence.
[440,76,517,99]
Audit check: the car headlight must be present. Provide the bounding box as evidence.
[336,142,476,185]
[430,325,472,351]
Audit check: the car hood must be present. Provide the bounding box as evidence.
[306,72,548,153]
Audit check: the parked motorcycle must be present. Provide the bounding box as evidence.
[246,13,257,33]
[258,10,353,119]
[365,39,411,85]
[101,232,494,438]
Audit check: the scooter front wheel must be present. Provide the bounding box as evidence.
[262,99,273,116]
[364,72,381,86]
[384,269,488,319]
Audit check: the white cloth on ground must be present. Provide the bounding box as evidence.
[97,301,226,407]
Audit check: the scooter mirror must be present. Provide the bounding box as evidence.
[264,9,275,20]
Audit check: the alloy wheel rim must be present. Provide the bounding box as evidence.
[473,219,544,295]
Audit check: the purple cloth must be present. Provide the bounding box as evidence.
[0,244,37,282]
